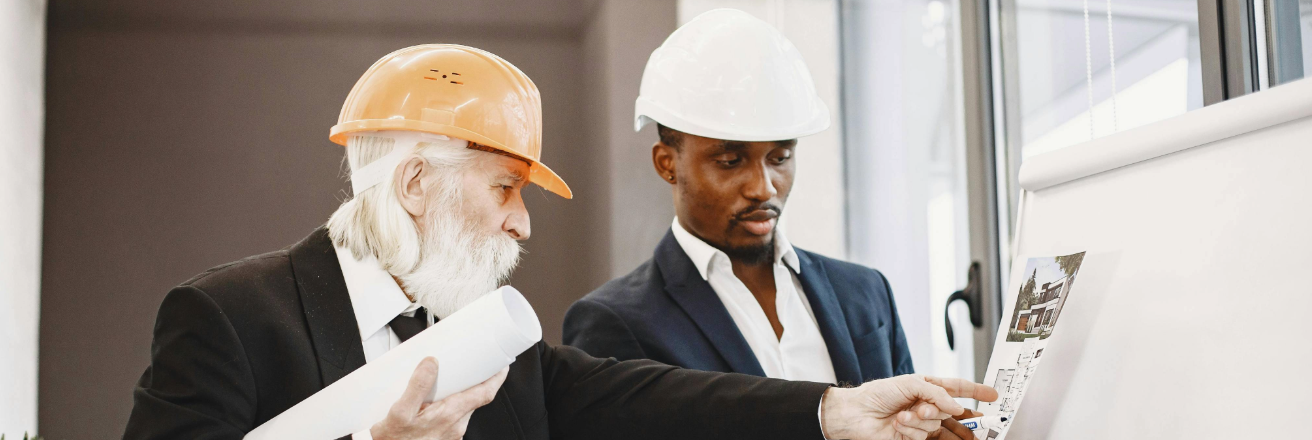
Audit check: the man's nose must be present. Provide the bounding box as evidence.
[503,197,531,240]
[742,163,778,201]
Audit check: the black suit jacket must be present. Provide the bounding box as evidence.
[563,230,914,387]
[123,228,831,440]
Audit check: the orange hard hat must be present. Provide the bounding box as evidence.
[331,44,572,199]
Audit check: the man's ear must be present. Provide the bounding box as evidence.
[394,155,429,217]
[652,142,678,184]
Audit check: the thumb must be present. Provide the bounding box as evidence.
[394,357,438,415]
[906,376,966,416]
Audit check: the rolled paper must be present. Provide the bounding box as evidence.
[245,285,542,439]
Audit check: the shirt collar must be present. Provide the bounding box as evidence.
[334,245,416,342]
[669,217,800,281]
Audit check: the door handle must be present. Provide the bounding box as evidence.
[945,261,984,350]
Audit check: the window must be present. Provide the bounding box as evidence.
[951,0,1298,375]
[1003,0,1205,159]
[1261,0,1312,86]
[842,0,978,381]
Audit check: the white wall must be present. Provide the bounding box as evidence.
[0,0,46,436]
[677,0,848,259]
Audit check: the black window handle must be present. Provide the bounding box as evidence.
[945,261,984,350]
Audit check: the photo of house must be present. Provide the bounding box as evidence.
[1006,252,1086,342]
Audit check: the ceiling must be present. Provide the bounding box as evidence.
[51,0,603,32]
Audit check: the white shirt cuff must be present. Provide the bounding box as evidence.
[818,388,830,440]
[352,428,374,440]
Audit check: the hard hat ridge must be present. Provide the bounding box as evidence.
[331,44,571,199]
[634,8,830,142]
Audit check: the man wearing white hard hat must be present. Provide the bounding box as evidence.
[123,43,995,440]
[566,9,968,438]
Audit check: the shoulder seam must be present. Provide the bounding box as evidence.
[574,298,647,359]
[181,252,288,287]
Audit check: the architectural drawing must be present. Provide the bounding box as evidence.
[973,252,1087,439]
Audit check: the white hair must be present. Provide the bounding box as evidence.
[326,134,478,276]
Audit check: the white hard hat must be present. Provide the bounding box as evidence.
[634,8,830,142]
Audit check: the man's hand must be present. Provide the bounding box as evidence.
[821,375,998,440]
[928,411,984,440]
[369,357,509,440]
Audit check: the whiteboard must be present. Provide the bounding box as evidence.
[1003,77,1312,439]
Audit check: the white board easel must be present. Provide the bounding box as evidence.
[1002,78,1312,439]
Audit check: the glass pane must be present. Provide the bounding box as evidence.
[1264,0,1312,86]
[1006,0,1205,159]
[842,0,977,383]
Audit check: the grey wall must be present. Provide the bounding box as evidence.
[40,1,673,437]
[582,0,679,278]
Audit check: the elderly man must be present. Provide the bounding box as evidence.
[122,44,994,440]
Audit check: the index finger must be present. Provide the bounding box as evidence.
[432,367,510,416]
[905,377,965,416]
[924,376,999,402]
[481,367,510,390]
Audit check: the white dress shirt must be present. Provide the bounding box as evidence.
[335,245,427,440]
[670,218,838,384]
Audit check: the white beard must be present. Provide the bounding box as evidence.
[396,194,523,319]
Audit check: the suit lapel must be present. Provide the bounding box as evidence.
[655,230,766,377]
[795,250,863,385]
[289,227,369,387]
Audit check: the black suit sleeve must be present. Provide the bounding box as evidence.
[539,343,831,440]
[123,286,258,440]
[561,298,647,361]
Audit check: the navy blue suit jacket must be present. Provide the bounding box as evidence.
[564,230,914,386]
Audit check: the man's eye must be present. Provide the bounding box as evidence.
[716,156,742,167]
[772,154,792,165]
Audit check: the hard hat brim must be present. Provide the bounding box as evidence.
[528,160,572,200]
[633,96,830,142]
[331,120,573,199]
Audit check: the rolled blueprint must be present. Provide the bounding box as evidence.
[244,285,541,440]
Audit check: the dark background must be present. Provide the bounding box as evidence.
[41,0,676,437]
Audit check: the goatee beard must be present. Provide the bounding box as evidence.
[396,196,522,319]
[722,237,775,266]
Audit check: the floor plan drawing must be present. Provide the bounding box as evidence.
[971,252,1086,439]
